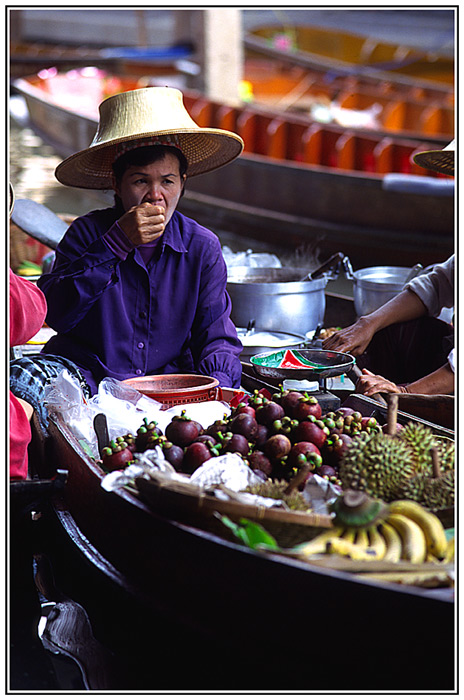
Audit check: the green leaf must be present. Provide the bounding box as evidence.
[219,514,279,551]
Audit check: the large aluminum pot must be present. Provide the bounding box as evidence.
[351,266,415,317]
[226,267,326,336]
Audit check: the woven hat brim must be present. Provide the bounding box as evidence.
[55,129,244,189]
[9,183,15,217]
[413,149,454,176]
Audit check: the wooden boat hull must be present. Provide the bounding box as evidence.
[11,72,454,267]
[43,412,454,690]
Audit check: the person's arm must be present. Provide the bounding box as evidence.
[356,363,454,396]
[322,288,428,355]
[9,269,47,346]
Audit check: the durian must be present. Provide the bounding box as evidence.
[397,470,454,510]
[338,432,415,501]
[399,423,455,474]
[244,479,311,511]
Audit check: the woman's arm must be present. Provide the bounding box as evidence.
[323,288,428,355]
[356,363,454,396]
[38,215,125,334]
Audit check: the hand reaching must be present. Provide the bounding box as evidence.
[322,317,376,356]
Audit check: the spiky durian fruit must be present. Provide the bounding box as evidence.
[399,423,455,474]
[244,479,310,511]
[338,432,415,502]
[396,470,454,510]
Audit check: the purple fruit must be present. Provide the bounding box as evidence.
[162,441,185,470]
[248,450,273,476]
[287,441,322,469]
[280,390,304,416]
[292,395,322,421]
[229,413,259,441]
[263,434,292,460]
[165,412,200,447]
[291,420,329,449]
[182,441,216,474]
[255,399,285,427]
[221,432,250,457]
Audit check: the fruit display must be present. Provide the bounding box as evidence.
[338,422,455,508]
[99,387,454,588]
[99,388,454,516]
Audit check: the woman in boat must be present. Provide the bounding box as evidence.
[323,142,454,397]
[10,87,244,431]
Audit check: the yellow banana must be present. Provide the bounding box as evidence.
[443,536,454,564]
[341,528,357,544]
[378,522,402,563]
[354,527,370,549]
[367,525,387,560]
[385,513,427,563]
[388,500,448,560]
[291,527,343,558]
[326,537,377,561]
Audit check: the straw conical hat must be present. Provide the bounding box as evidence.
[9,183,15,216]
[412,140,454,176]
[55,87,244,189]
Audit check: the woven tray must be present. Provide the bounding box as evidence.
[134,474,334,548]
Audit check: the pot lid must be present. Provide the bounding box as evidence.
[237,328,305,347]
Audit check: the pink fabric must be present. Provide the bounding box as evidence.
[9,270,47,480]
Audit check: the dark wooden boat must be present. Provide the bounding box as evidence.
[9,40,194,79]
[245,23,454,88]
[11,70,454,268]
[30,389,454,691]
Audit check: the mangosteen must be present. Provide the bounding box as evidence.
[255,399,285,427]
[248,449,273,476]
[263,434,292,461]
[316,464,338,479]
[162,441,185,470]
[182,441,218,474]
[287,441,321,469]
[231,402,256,419]
[254,423,269,447]
[321,433,353,466]
[291,420,329,448]
[229,412,259,441]
[280,390,304,416]
[292,395,322,421]
[165,411,200,447]
[220,432,250,457]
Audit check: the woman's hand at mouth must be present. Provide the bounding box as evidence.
[117,202,166,246]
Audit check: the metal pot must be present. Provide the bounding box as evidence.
[227,267,327,336]
[237,327,307,361]
[348,265,417,317]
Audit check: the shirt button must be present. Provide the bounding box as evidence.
[137,342,144,349]
[139,311,147,319]
[135,369,142,375]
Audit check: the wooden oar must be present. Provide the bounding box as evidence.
[11,197,68,250]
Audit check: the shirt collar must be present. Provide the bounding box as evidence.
[159,211,188,254]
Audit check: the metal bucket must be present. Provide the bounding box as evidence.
[351,266,414,317]
[227,267,326,336]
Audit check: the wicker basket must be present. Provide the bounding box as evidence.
[134,474,334,548]
[123,374,222,408]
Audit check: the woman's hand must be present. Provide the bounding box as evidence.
[355,368,404,396]
[117,202,165,246]
[322,317,376,356]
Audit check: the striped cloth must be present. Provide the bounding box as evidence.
[10,354,91,434]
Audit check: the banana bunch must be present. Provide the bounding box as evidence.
[292,498,450,565]
[16,260,43,277]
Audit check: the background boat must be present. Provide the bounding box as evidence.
[245,23,454,87]
[11,69,454,268]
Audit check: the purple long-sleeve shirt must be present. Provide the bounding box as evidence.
[38,205,242,394]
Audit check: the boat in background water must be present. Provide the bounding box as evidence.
[245,23,454,88]
[11,69,454,268]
